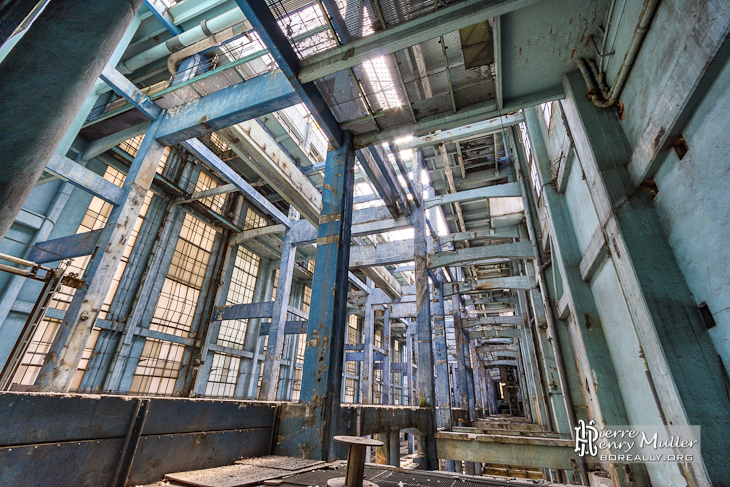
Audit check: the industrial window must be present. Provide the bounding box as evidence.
[301,285,311,313]
[11,318,62,386]
[348,314,359,345]
[167,214,216,290]
[11,165,126,388]
[255,336,268,397]
[129,338,185,395]
[519,122,532,162]
[344,377,357,404]
[194,170,227,214]
[374,329,383,348]
[291,367,303,401]
[518,122,542,199]
[217,246,260,350]
[119,135,144,157]
[541,102,553,129]
[243,207,268,230]
[132,214,216,394]
[373,369,382,405]
[205,353,241,397]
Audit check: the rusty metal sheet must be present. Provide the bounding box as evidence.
[459,21,494,69]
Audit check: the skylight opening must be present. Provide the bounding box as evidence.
[359,8,401,110]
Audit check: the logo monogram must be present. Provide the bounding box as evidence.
[575,419,599,457]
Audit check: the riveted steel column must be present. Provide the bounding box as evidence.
[259,224,297,400]
[300,131,355,461]
[36,119,166,392]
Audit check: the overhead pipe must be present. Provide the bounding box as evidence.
[167,21,250,74]
[576,0,659,108]
[119,7,248,73]
[166,22,330,75]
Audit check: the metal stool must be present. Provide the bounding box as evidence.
[327,435,384,487]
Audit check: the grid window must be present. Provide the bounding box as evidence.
[11,318,62,386]
[150,279,200,337]
[373,369,382,405]
[217,247,261,349]
[243,207,268,230]
[301,286,311,314]
[129,338,185,395]
[348,314,359,344]
[541,102,553,129]
[205,353,241,397]
[168,214,216,289]
[119,135,144,157]
[344,377,357,403]
[374,329,382,348]
[194,171,227,214]
[291,367,303,401]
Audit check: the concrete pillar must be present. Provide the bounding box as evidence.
[561,71,730,484]
[0,0,144,240]
[388,431,400,467]
[259,224,297,400]
[300,131,355,461]
[451,296,469,411]
[410,151,438,469]
[36,119,166,391]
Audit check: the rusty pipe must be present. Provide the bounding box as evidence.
[577,0,660,108]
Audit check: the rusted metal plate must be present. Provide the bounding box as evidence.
[236,455,325,470]
[141,397,276,435]
[0,392,136,446]
[0,438,124,487]
[459,21,494,69]
[129,428,272,486]
[166,464,285,487]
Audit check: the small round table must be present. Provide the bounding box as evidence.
[328,435,384,487]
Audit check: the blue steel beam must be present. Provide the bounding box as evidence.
[300,131,355,460]
[234,0,344,148]
[156,70,299,145]
[46,153,124,205]
[299,0,541,84]
[99,64,162,120]
[182,139,292,227]
[143,0,182,35]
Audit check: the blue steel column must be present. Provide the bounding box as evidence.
[431,279,452,430]
[259,224,297,401]
[300,131,355,461]
[236,259,275,397]
[36,119,167,392]
[381,307,391,405]
[0,0,144,240]
[411,150,438,469]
